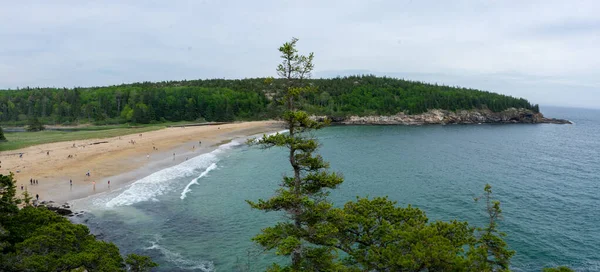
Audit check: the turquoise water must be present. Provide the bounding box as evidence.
[73,106,600,271]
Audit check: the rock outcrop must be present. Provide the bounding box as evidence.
[314,108,571,125]
[38,201,74,216]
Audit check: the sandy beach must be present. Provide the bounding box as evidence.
[0,121,282,204]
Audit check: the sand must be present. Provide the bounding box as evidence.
[0,121,283,204]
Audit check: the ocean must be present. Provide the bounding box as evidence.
[71,106,600,271]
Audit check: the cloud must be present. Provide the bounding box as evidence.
[0,0,598,108]
[528,18,600,37]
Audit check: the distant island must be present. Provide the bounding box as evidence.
[0,75,570,126]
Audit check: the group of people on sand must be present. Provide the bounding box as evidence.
[16,180,39,202]
[29,178,39,185]
[13,134,208,201]
[19,183,40,202]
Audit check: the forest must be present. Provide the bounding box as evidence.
[0,76,538,126]
[0,174,157,271]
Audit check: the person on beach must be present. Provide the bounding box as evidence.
[30,178,32,185]
[147,154,150,159]
[70,179,72,186]
[20,185,23,190]
[36,194,39,201]
[47,151,49,156]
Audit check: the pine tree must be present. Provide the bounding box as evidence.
[0,126,6,141]
[247,38,344,271]
[470,184,515,271]
[26,117,45,132]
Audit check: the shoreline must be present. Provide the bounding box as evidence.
[0,121,283,205]
[315,108,572,125]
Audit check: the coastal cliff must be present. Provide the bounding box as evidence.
[315,108,571,125]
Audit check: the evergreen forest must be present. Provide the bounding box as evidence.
[0,76,539,126]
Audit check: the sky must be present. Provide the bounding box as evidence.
[0,0,598,109]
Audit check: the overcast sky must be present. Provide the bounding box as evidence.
[1,0,598,108]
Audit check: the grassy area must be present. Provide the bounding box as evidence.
[0,123,186,151]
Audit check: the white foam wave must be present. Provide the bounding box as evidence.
[252,129,289,143]
[270,129,289,136]
[219,139,242,150]
[180,163,217,200]
[145,238,214,271]
[105,141,240,208]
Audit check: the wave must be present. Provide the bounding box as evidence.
[145,236,215,271]
[250,129,289,143]
[218,139,243,150]
[271,129,289,135]
[180,163,217,200]
[105,141,241,208]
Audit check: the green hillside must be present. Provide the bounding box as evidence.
[0,75,538,125]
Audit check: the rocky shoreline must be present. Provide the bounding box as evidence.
[315,108,571,125]
[35,200,82,217]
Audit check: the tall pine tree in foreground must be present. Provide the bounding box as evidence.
[469,184,516,271]
[247,38,344,271]
[249,38,569,272]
